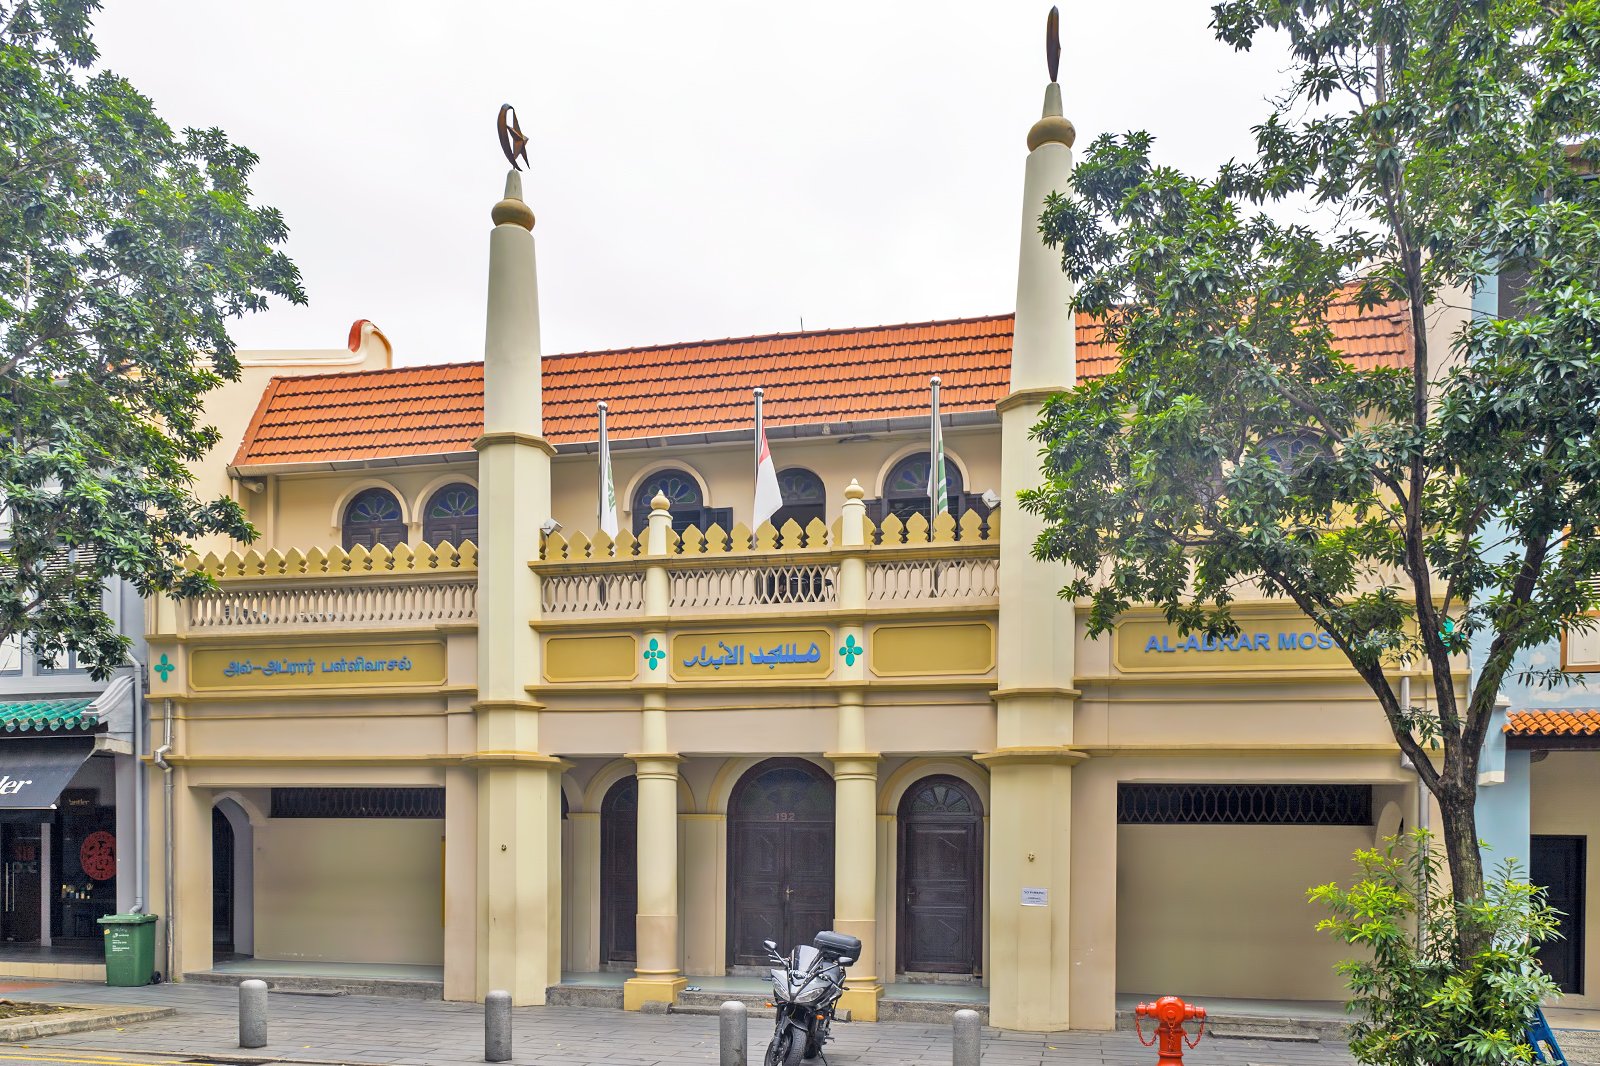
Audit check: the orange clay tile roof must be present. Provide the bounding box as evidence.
[1505,709,1600,737]
[233,297,1414,468]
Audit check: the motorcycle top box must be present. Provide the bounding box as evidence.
[811,930,862,960]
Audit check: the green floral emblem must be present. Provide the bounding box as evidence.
[643,638,666,671]
[838,634,863,666]
[154,653,175,682]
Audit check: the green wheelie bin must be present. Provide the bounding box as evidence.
[98,913,159,986]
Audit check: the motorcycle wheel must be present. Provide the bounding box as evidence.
[765,1026,806,1066]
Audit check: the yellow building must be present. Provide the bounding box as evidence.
[135,72,1453,1031]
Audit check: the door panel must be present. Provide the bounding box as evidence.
[212,809,234,953]
[1531,834,1586,994]
[727,760,835,967]
[600,777,638,965]
[2,824,41,943]
[898,777,982,975]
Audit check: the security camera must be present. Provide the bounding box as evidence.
[540,518,563,535]
[980,489,1001,509]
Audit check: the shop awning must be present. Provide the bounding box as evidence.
[0,736,97,809]
[0,697,101,734]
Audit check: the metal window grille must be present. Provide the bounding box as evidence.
[270,787,445,819]
[1116,784,1373,826]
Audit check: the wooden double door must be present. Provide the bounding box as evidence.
[728,759,835,968]
[897,776,983,975]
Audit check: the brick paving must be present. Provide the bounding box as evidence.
[0,980,1362,1066]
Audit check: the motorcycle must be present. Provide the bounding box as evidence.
[763,930,860,1066]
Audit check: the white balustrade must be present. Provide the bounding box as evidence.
[866,556,1000,604]
[540,571,647,615]
[185,580,477,629]
[669,563,840,611]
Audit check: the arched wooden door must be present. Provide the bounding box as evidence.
[599,776,637,966]
[727,759,834,968]
[897,775,982,975]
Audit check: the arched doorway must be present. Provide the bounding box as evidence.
[727,759,834,968]
[599,776,637,967]
[897,775,982,975]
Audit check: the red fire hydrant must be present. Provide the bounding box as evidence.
[1135,996,1206,1066]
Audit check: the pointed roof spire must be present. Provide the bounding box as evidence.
[1028,7,1075,152]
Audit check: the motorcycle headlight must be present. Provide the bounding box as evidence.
[792,981,827,1006]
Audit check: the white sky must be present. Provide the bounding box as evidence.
[92,1,1293,365]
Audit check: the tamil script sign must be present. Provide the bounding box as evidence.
[189,641,448,691]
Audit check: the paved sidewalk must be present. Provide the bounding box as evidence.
[0,980,1358,1066]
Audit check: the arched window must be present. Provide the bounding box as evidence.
[422,482,478,545]
[630,468,729,535]
[341,488,406,550]
[771,467,826,531]
[1262,433,1322,474]
[877,452,966,524]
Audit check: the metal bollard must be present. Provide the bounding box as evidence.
[238,979,268,1049]
[485,989,512,1063]
[952,1008,981,1066]
[720,1000,748,1066]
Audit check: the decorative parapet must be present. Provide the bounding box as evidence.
[538,508,996,563]
[187,541,478,580]
[169,541,480,633]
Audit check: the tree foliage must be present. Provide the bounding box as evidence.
[0,0,302,677]
[1311,833,1559,1066]
[1027,0,1600,950]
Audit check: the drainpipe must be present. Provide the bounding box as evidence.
[124,656,147,914]
[152,698,174,980]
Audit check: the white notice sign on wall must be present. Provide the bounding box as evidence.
[1021,887,1049,907]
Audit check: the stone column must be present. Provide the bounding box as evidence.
[982,66,1087,1032]
[442,763,478,1001]
[473,169,563,1004]
[624,747,686,1008]
[827,482,883,1019]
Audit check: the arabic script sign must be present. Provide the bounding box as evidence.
[190,641,448,691]
[669,630,833,681]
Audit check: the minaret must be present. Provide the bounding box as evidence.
[469,153,564,1004]
[976,8,1084,1032]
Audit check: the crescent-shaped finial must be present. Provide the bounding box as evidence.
[497,103,530,171]
[1046,7,1061,83]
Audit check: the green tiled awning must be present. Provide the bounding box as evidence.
[0,697,101,734]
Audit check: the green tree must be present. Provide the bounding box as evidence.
[1,0,302,677]
[1028,0,1600,958]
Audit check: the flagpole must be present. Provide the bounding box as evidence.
[754,387,764,487]
[597,400,609,533]
[929,375,942,524]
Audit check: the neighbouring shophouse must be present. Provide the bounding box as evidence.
[1470,259,1600,1014]
[0,323,392,984]
[0,540,141,980]
[133,62,1470,1031]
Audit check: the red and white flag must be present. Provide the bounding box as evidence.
[753,388,783,528]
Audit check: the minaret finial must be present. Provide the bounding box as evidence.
[1027,7,1075,151]
[1046,6,1060,83]
[497,104,530,171]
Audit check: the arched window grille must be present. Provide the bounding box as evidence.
[771,467,826,531]
[874,452,967,524]
[630,469,729,535]
[341,488,406,550]
[422,482,478,545]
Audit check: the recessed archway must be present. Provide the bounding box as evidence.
[726,758,834,968]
